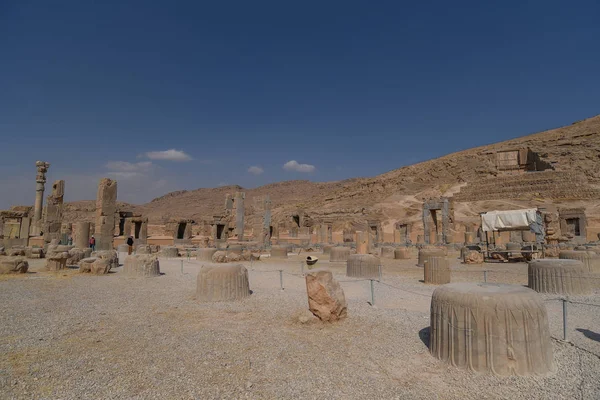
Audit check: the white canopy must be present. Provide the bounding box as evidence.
[481,209,538,232]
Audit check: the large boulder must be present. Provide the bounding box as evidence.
[8,247,26,257]
[67,248,87,266]
[123,255,160,277]
[91,250,119,269]
[305,271,347,322]
[0,257,29,274]
[212,251,228,263]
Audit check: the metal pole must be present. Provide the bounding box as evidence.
[370,279,375,306]
[279,269,284,290]
[484,270,487,283]
[562,299,568,341]
[180,260,183,274]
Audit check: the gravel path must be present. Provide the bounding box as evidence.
[0,252,599,399]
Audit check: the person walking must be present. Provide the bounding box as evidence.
[89,235,96,251]
[127,235,134,255]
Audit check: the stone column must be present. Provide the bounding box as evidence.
[33,161,50,233]
[263,196,272,245]
[234,192,245,241]
[95,178,117,250]
[356,231,369,254]
[74,222,90,249]
[43,180,65,244]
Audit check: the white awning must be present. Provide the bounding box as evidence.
[481,209,538,232]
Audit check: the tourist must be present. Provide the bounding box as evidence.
[127,235,134,255]
[89,235,96,251]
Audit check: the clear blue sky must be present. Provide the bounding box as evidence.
[1,0,599,207]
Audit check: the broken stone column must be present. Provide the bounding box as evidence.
[94,178,117,251]
[330,246,351,262]
[196,265,251,302]
[423,257,451,284]
[32,161,50,233]
[346,254,380,279]
[305,271,347,322]
[74,222,91,249]
[355,231,368,254]
[234,192,245,240]
[43,180,65,245]
[429,283,554,376]
[263,195,271,245]
[528,259,591,295]
[123,218,132,238]
[123,254,160,277]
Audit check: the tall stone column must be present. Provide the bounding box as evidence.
[95,178,118,250]
[263,196,271,245]
[43,180,65,244]
[74,222,90,249]
[234,192,245,241]
[33,161,50,233]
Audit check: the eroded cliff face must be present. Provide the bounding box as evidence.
[58,115,600,239]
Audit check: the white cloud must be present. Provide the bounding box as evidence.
[248,166,264,175]
[283,160,316,173]
[144,149,192,162]
[217,182,228,187]
[105,161,153,172]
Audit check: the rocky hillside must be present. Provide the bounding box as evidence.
[62,114,600,229]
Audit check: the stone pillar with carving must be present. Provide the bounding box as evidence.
[33,161,50,234]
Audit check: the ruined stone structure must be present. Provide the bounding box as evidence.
[196,248,218,262]
[422,198,453,245]
[271,245,289,259]
[252,195,272,245]
[168,219,193,244]
[423,257,450,284]
[211,215,228,244]
[418,248,447,267]
[380,246,395,259]
[32,161,50,233]
[559,250,600,273]
[43,180,65,245]
[429,282,554,376]
[394,247,410,259]
[394,222,411,244]
[196,265,251,302]
[329,246,351,262]
[74,222,90,249]
[234,192,245,240]
[368,220,382,245]
[0,208,31,248]
[346,254,380,279]
[94,178,117,251]
[528,259,591,295]
[558,208,587,243]
[355,231,369,254]
[123,254,160,277]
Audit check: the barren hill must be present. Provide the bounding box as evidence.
[63,114,600,235]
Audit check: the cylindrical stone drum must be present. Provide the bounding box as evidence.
[346,254,380,279]
[418,248,446,267]
[197,248,218,262]
[270,245,289,258]
[394,247,410,259]
[329,247,351,262]
[528,259,591,295]
[160,247,179,258]
[559,250,600,274]
[196,264,251,302]
[74,222,90,249]
[380,247,395,259]
[430,282,554,376]
[423,257,450,284]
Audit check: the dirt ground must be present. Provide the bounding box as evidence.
[1,250,599,399]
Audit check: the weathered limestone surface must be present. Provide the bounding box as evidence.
[235,192,245,240]
[418,248,446,267]
[91,250,119,270]
[136,245,152,254]
[380,246,395,259]
[197,248,218,262]
[463,250,484,264]
[329,247,351,262]
[305,271,347,322]
[346,254,380,279]
[43,180,65,245]
[430,282,554,376]
[78,257,97,273]
[94,178,117,251]
[355,231,369,254]
[73,222,90,249]
[32,161,50,231]
[270,245,288,259]
[160,246,179,258]
[394,247,410,259]
[423,257,451,284]
[0,257,29,274]
[123,255,160,277]
[91,258,112,275]
[196,264,251,302]
[559,250,600,273]
[46,253,68,271]
[528,259,591,295]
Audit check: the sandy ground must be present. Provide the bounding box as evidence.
[1,251,599,399]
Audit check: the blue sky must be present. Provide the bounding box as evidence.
[1,0,599,208]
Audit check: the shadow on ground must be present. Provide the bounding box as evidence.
[419,326,430,348]
[577,328,600,342]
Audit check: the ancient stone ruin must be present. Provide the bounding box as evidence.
[528,259,591,295]
[423,257,450,284]
[123,255,160,277]
[43,180,64,245]
[32,161,50,234]
[417,247,446,267]
[196,264,251,302]
[0,257,29,274]
[94,178,117,251]
[270,245,289,259]
[429,282,554,375]
[305,270,347,322]
[329,246,351,262]
[346,254,380,279]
